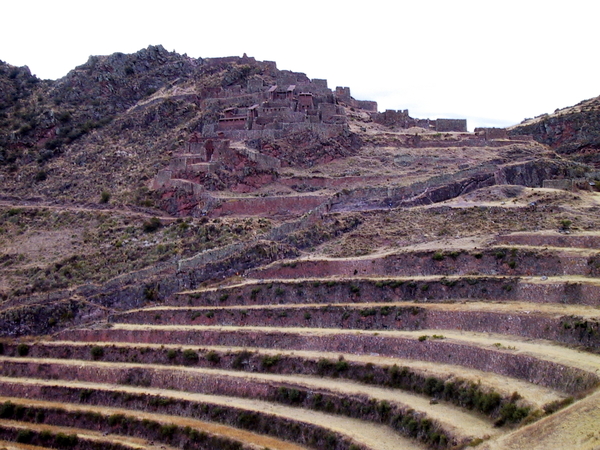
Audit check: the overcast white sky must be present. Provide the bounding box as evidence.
[1,0,599,130]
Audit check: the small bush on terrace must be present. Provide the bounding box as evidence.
[143,217,162,233]
[183,349,199,363]
[90,345,104,360]
[54,432,78,447]
[16,429,33,443]
[205,351,221,363]
[17,343,29,356]
[100,190,111,204]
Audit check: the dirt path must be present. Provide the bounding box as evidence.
[0,356,495,440]
[107,324,600,375]
[0,439,58,450]
[0,199,176,222]
[0,381,425,450]
[43,340,566,407]
[0,395,304,450]
[0,418,179,450]
[123,300,600,320]
[479,388,600,450]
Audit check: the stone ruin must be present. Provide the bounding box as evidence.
[200,74,372,141]
[372,109,468,132]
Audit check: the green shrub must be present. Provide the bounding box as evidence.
[16,429,33,443]
[143,217,162,232]
[182,349,199,363]
[261,354,281,368]
[107,414,125,426]
[100,190,111,204]
[277,386,303,404]
[317,358,334,374]
[40,430,52,440]
[144,286,159,301]
[167,349,178,360]
[160,424,177,439]
[499,402,530,423]
[17,343,29,356]
[360,308,377,317]
[90,346,104,360]
[232,350,252,369]
[543,397,574,414]
[54,432,78,447]
[349,284,360,295]
[0,401,14,418]
[335,358,349,372]
[35,170,47,182]
[432,252,445,261]
[418,335,428,342]
[206,351,220,363]
[559,219,572,230]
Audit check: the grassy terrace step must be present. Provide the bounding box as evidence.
[176,276,600,307]
[112,301,600,350]
[0,356,496,444]
[0,380,428,450]
[0,395,301,450]
[0,418,180,450]
[247,246,600,279]
[56,325,600,394]
[494,231,600,250]
[1,341,566,410]
[479,388,600,450]
[0,439,56,450]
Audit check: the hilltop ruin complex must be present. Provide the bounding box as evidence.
[198,56,467,140]
[153,56,471,217]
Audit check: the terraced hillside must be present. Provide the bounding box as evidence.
[2,195,600,449]
[1,48,600,449]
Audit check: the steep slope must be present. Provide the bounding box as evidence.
[509,95,600,164]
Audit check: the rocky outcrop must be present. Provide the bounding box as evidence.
[510,97,600,157]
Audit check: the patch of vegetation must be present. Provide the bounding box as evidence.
[100,190,111,204]
[182,349,199,363]
[432,252,445,261]
[17,343,29,356]
[261,354,281,369]
[90,345,104,360]
[205,350,221,364]
[143,217,162,232]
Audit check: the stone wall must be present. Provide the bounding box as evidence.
[372,109,413,128]
[436,119,468,132]
[474,127,508,140]
[59,327,598,394]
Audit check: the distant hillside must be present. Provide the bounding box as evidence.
[509,95,600,165]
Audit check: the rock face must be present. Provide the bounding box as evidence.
[510,96,600,161]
